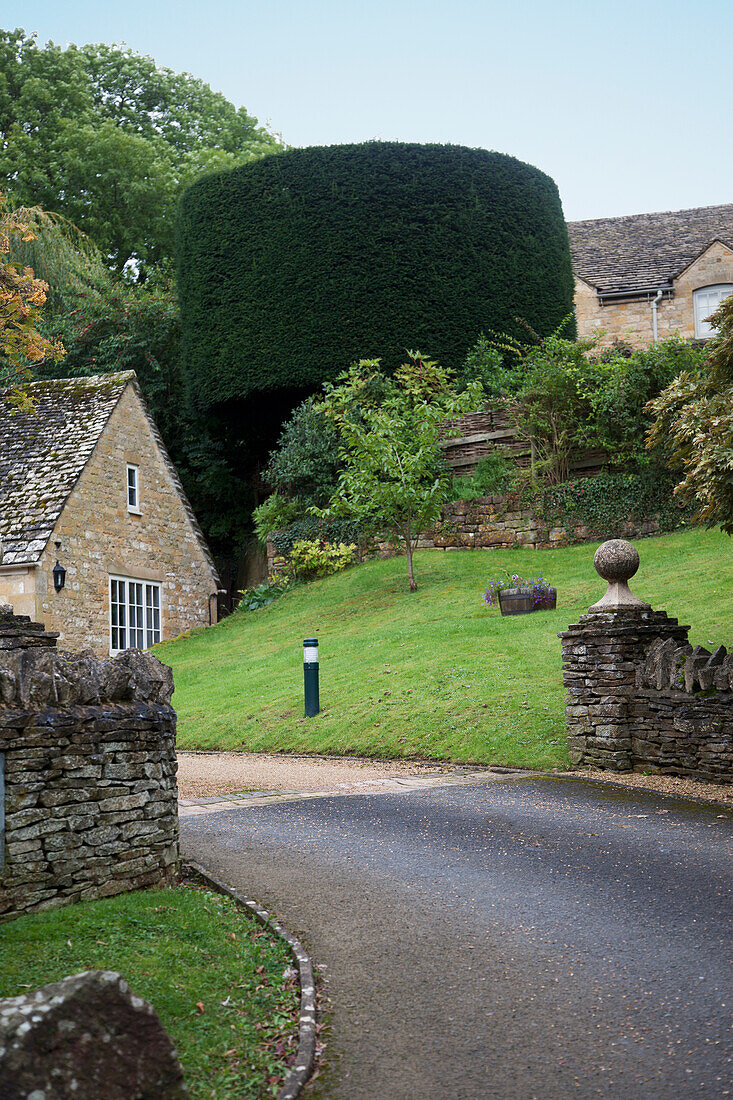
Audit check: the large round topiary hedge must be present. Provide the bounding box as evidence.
[177,142,574,410]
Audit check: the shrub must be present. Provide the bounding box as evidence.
[488,330,703,483]
[177,142,574,411]
[590,336,704,467]
[252,493,305,547]
[288,539,356,580]
[453,334,505,396]
[269,517,364,557]
[237,578,292,611]
[647,299,733,533]
[265,398,342,508]
[451,451,515,501]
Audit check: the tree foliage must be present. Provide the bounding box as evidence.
[647,295,733,533]
[0,195,65,406]
[0,29,283,270]
[317,353,483,590]
[177,142,574,412]
[264,398,342,509]
[37,268,249,557]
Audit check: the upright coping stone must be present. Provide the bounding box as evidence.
[588,539,651,612]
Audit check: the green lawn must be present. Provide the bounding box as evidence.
[159,528,732,770]
[0,885,299,1099]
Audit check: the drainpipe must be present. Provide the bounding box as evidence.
[651,289,664,343]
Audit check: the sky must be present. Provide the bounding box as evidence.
[6,0,733,221]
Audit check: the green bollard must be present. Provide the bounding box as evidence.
[303,638,319,717]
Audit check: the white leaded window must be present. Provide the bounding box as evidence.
[109,576,162,654]
[126,464,141,513]
[693,284,733,339]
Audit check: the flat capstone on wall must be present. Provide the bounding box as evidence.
[0,604,179,922]
[560,540,733,783]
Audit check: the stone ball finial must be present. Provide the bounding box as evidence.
[593,539,640,584]
[588,539,650,613]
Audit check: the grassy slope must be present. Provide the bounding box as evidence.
[0,886,299,1099]
[159,529,732,770]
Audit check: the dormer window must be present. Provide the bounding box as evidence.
[694,285,733,339]
[127,464,141,513]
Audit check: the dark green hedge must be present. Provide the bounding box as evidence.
[177,142,574,410]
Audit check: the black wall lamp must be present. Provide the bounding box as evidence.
[53,541,66,592]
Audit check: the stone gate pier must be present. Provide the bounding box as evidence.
[559,540,733,783]
[0,605,179,921]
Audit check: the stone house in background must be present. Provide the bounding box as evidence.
[568,203,733,347]
[0,372,220,657]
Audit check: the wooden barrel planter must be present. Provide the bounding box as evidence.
[498,589,535,616]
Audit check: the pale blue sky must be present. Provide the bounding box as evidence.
[6,0,733,221]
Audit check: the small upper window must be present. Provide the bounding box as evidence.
[126,464,141,513]
[694,284,733,339]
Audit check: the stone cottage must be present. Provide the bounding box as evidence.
[0,372,220,656]
[568,202,733,347]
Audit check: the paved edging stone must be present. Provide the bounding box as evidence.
[179,767,529,817]
[185,860,317,1100]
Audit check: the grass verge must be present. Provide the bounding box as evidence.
[0,884,300,1099]
[158,528,732,770]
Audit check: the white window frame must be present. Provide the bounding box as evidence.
[109,575,162,655]
[126,463,141,514]
[693,284,733,339]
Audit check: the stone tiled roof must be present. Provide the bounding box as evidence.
[0,373,219,584]
[567,203,733,295]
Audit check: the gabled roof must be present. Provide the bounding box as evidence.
[567,203,733,295]
[0,372,219,584]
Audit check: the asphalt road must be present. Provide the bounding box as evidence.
[181,776,733,1100]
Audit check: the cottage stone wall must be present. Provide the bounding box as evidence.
[0,606,179,922]
[0,567,35,621]
[559,546,732,783]
[574,241,733,347]
[32,385,218,656]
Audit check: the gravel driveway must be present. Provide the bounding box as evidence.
[177,751,476,798]
[177,751,732,804]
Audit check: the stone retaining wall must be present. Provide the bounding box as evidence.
[0,606,179,922]
[560,600,733,783]
[428,496,665,551]
[266,495,667,574]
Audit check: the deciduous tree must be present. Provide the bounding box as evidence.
[0,29,283,270]
[0,196,65,406]
[647,295,733,533]
[318,354,483,591]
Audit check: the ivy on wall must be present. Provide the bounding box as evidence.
[532,470,694,537]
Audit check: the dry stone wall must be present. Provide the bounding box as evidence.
[0,605,179,922]
[559,545,733,783]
